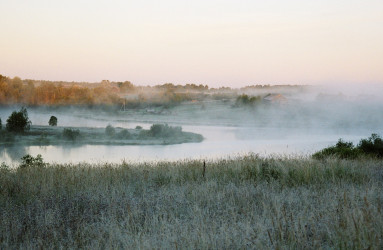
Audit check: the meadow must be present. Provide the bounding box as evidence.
[1,77,383,248]
[1,154,382,249]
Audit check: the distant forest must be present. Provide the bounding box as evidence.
[0,75,126,106]
[0,74,306,107]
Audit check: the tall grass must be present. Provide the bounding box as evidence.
[0,154,382,248]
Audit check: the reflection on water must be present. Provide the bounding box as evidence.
[0,124,374,166]
[0,146,28,164]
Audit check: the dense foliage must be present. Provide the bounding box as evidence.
[48,116,57,126]
[149,124,182,138]
[313,133,383,159]
[5,107,31,133]
[117,129,131,139]
[62,128,81,141]
[0,75,121,106]
[235,94,262,106]
[358,133,383,157]
[19,154,45,168]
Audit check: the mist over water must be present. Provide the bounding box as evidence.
[1,84,383,165]
[0,124,370,166]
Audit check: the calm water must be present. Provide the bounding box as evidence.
[0,108,378,165]
[0,124,371,165]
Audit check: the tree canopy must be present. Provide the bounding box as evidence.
[49,116,58,126]
[6,107,32,133]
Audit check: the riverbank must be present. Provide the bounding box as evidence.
[0,124,203,146]
[0,155,382,248]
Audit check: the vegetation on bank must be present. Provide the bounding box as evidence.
[0,106,202,145]
[0,123,203,146]
[313,133,383,159]
[4,107,31,133]
[138,124,183,138]
[234,94,262,107]
[48,116,57,126]
[0,154,382,248]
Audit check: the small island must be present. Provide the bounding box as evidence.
[0,108,203,146]
[0,124,203,146]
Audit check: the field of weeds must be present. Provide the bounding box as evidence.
[0,155,382,248]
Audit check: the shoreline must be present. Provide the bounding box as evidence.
[0,125,204,147]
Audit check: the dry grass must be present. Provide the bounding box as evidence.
[0,154,382,249]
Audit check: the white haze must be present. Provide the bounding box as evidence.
[0,83,383,165]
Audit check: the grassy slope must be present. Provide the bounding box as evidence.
[0,155,382,249]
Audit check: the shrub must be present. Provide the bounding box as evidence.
[49,116,58,126]
[313,139,360,159]
[150,124,164,137]
[358,133,383,157]
[0,118,2,130]
[235,94,261,107]
[62,128,81,141]
[19,154,45,168]
[105,125,115,137]
[6,107,31,133]
[118,129,130,139]
[135,126,142,130]
[313,134,383,159]
[149,124,182,138]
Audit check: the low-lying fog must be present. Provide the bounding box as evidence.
[1,84,383,165]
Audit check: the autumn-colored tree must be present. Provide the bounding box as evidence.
[117,81,134,92]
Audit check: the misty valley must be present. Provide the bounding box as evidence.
[1,76,382,165]
[1,78,383,249]
[2,1,382,247]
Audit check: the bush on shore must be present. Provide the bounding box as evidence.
[5,107,31,133]
[149,124,182,137]
[313,133,383,159]
[105,125,115,137]
[62,128,81,141]
[235,94,262,107]
[48,116,58,126]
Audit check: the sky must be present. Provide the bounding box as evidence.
[0,0,382,87]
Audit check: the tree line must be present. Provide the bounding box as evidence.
[0,75,122,106]
[0,75,212,107]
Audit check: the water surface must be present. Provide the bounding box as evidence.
[0,123,371,165]
[0,108,379,165]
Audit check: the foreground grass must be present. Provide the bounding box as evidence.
[1,155,382,249]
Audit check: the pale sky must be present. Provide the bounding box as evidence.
[1,0,382,87]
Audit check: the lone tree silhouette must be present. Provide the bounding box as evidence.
[49,116,58,126]
[6,107,31,133]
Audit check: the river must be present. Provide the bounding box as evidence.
[0,108,379,165]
